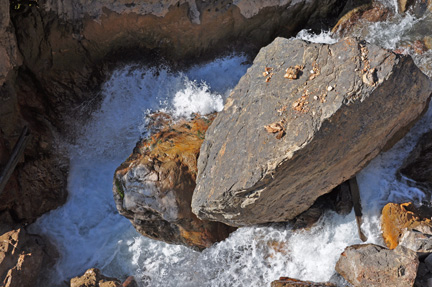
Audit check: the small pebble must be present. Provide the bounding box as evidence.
[313,95,318,100]
[327,86,333,91]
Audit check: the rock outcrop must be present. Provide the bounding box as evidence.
[192,37,432,226]
[399,130,432,192]
[70,268,138,287]
[114,114,234,250]
[381,202,432,250]
[0,228,52,287]
[335,244,419,287]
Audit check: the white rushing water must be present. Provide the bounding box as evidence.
[30,3,432,286]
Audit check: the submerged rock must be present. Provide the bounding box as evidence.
[192,37,432,226]
[113,114,234,250]
[381,202,432,250]
[271,277,336,287]
[335,244,419,287]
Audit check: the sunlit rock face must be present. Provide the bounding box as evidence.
[192,37,432,226]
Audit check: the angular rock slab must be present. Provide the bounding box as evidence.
[335,244,419,287]
[192,37,432,226]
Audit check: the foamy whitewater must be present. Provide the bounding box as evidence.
[30,3,432,286]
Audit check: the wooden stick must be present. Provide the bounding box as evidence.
[0,126,31,195]
[349,176,368,242]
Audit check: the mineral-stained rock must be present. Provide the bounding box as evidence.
[271,277,336,286]
[192,37,432,226]
[399,130,432,192]
[335,244,419,287]
[382,202,432,249]
[0,228,50,287]
[114,114,234,250]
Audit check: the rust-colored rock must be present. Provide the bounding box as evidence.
[271,277,336,287]
[113,113,234,250]
[381,202,432,249]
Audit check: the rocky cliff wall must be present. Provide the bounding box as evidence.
[0,0,348,224]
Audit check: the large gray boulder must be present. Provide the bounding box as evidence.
[335,244,419,287]
[192,37,432,226]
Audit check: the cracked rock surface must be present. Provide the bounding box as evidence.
[192,37,432,226]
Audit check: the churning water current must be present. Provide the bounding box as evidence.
[30,5,432,287]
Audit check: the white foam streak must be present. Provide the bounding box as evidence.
[173,81,224,117]
[296,29,338,44]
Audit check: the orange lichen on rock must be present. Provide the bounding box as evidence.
[284,65,303,80]
[119,113,215,179]
[381,202,432,249]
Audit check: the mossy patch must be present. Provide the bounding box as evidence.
[115,178,125,199]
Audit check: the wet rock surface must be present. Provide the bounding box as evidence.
[332,3,392,37]
[335,244,419,287]
[114,114,234,250]
[192,37,432,226]
[399,130,432,192]
[271,277,336,287]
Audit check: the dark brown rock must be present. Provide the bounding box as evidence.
[399,130,432,192]
[0,228,52,287]
[290,181,353,230]
[335,244,419,287]
[192,37,432,226]
[114,114,234,250]
[271,277,336,287]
